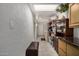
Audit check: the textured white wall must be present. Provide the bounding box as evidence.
[0,4,34,56]
[38,23,44,36]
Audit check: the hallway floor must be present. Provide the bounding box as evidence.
[36,37,58,56]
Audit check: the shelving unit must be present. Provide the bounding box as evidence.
[47,20,56,48]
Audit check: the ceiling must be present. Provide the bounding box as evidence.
[32,4,59,19]
[29,3,60,23]
[36,11,57,19]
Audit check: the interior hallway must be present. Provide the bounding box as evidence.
[0,3,79,56]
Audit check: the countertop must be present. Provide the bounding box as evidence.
[57,37,79,47]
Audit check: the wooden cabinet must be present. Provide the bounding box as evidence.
[58,39,79,56]
[69,4,79,27]
[59,48,66,56]
[58,39,66,53]
[67,43,79,56]
[58,39,67,56]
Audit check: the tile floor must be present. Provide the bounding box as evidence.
[35,37,58,56]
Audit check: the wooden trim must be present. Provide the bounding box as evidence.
[70,4,74,25]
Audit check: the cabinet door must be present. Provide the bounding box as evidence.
[67,43,79,56]
[58,39,66,56]
[59,48,66,56]
[58,39,66,53]
[69,4,79,27]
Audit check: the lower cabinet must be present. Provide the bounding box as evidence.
[59,48,66,56]
[58,39,67,56]
[58,39,79,56]
[67,43,79,56]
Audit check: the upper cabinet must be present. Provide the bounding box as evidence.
[69,4,79,27]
